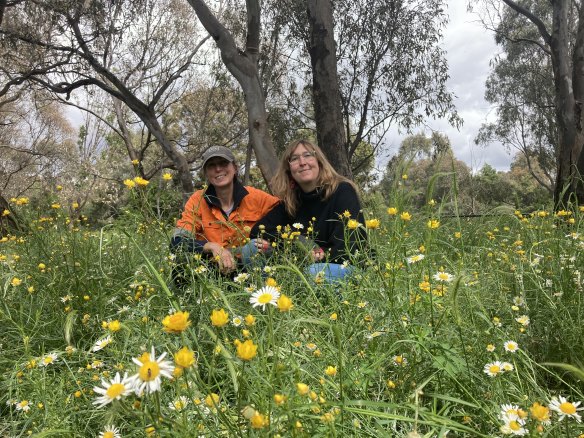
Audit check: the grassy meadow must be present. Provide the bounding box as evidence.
[1,184,584,437]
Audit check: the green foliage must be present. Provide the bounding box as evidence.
[1,192,584,437]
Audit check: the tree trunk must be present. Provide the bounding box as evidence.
[186,0,279,186]
[306,0,351,179]
[501,0,584,207]
[549,0,583,207]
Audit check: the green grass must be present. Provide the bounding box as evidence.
[1,200,583,437]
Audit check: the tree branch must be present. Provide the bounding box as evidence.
[501,0,552,44]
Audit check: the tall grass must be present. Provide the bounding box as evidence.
[0,189,583,437]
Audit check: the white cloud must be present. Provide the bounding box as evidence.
[382,0,512,172]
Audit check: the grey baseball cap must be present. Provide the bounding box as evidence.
[201,146,235,168]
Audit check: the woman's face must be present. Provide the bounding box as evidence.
[204,157,237,189]
[288,143,320,192]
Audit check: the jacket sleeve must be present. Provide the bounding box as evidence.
[254,188,280,216]
[323,183,367,262]
[172,192,208,253]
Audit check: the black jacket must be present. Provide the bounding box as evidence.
[250,182,367,263]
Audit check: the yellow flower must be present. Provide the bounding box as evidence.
[265,277,278,287]
[1,209,9,216]
[386,379,396,389]
[274,393,288,405]
[329,312,338,321]
[365,218,380,229]
[51,203,61,209]
[277,294,293,312]
[342,210,352,218]
[210,309,229,327]
[236,339,258,361]
[131,159,140,165]
[205,393,220,408]
[530,402,551,423]
[56,185,63,191]
[123,179,136,189]
[133,176,149,186]
[387,207,398,215]
[401,174,408,180]
[162,172,172,181]
[296,383,310,395]
[162,311,191,334]
[71,202,79,209]
[11,277,22,287]
[347,219,360,230]
[174,347,196,368]
[244,314,256,326]
[325,366,337,377]
[250,411,268,429]
[454,231,462,238]
[427,219,440,229]
[400,211,412,221]
[108,320,121,332]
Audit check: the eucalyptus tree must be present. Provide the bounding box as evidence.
[271,0,459,177]
[475,0,557,196]
[0,0,209,196]
[184,0,280,184]
[474,0,584,206]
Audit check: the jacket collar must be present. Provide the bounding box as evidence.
[204,178,249,211]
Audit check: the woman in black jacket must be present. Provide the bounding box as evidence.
[245,139,367,283]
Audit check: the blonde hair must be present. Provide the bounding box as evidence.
[270,139,357,216]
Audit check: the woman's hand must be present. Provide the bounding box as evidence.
[253,238,271,253]
[204,242,236,274]
[311,247,325,262]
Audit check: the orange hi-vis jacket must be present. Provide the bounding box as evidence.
[174,180,279,250]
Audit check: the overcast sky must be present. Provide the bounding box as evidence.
[384,0,511,172]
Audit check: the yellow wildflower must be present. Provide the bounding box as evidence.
[210,309,229,328]
[236,339,258,361]
[174,347,196,368]
[162,311,191,334]
[277,294,293,312]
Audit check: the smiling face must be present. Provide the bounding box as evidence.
[288,143,320,192]
[204,157,237,189]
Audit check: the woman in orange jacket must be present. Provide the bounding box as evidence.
[171,146,279,283]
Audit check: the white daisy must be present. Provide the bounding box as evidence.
[15,400,30,412]
[499,416,528,436]
[512,296,525,306]
[392,355,407,367]
[232,315,244,327]
[500,404,527,421]
[406,254,425,264]
[549,395,583,422]
[501,362,514,372]
[92,335,113,352]
[515,315,530,326]
[249,286,280,311]
[39,352,58,367]
[98,425,121,438]
[93,372,134,408]
[130,347,175,395]
[292,223,304,230]
[504,341,519,353]
[61,295,72,303]
[234,273,250,283]
[483,361,503,377]
[168,396,190,411]
[433,271,453,282]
